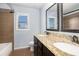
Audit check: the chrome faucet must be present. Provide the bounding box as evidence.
[44,31,50,35]
[72,35,79,43]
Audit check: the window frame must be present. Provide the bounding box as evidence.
[16,13,29,30]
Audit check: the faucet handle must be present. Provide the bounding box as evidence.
[72,35,79,43]
[44,31,50,35]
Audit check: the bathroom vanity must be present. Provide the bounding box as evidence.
[34,33,79,56]
[33,3,79,56]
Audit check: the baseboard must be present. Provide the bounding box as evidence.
[14,45,30,50]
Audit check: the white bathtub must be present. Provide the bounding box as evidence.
[0,42,12,56]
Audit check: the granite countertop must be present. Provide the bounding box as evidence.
[34,33,79,56]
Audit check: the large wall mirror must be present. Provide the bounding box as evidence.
[46,3,59,31]
[62,3,79,33]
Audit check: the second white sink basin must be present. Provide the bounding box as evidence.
[53,42,79,56]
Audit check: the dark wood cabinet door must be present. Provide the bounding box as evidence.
[43,45,47,56]
[34,44,38,56]
[37,39,43,56]
[37,48,43,56]
[34,36,38,56]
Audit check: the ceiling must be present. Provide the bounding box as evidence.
[11,3,47,9]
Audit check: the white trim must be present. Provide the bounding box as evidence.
[16,12,30,30]
[14,45,30,50]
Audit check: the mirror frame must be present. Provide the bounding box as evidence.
[61,3,79,33]
[46,3,59,31]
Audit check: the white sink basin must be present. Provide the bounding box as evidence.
[53,42,79,56]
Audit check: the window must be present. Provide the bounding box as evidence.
[49,18,55,29]
[47,17,57,29]
[16,13,29,30]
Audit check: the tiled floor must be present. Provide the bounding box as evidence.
[10,48,33,56]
